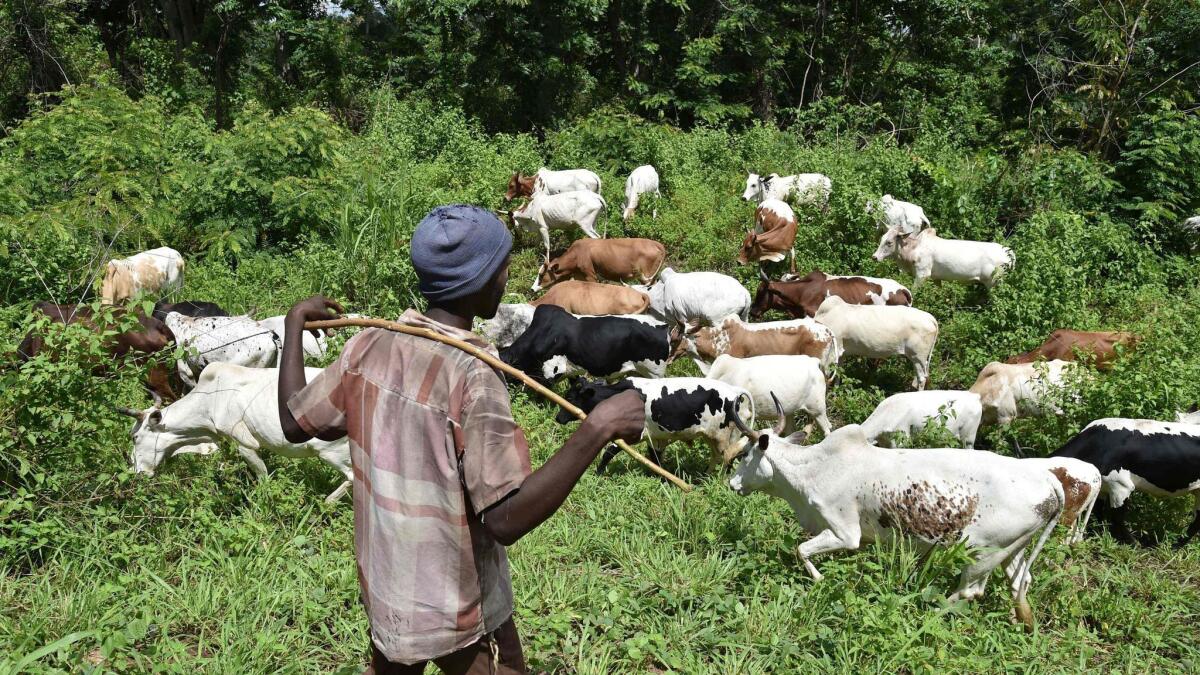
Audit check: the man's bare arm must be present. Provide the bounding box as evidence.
[481,390,644,546]
[278,295,345,443]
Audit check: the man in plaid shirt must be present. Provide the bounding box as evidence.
[277,205,645,674]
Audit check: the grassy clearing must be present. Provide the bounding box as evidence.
[4,373,1200,672]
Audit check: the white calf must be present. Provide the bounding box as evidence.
[866,194,929,234]
[623,165,661,221]
[117,363,350,502]
[969,360,1078,426]
[101,247,185,304]
[873,227,1014,289]
[707,354,830,436]
[635,268,751,330]
[728,417,1063,630]
[860,390,982,449]
[165,313,280,388]
[534,167,602,195]
[813,296,939,390]
[258,314,327,359]
[512,190,607,262]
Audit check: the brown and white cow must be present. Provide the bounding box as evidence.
[750,271,913,319]
[1006,330,1138,371]
[530,280,651,316]
[683,315,838,373]
[533,238,667,292]
[738,199,797,272]
[17,302,178,402]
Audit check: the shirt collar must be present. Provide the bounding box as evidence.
[398,308,497,354]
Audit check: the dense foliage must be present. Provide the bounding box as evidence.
[2,1,1200,669]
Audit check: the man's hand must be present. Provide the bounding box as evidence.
[582,389,645,444]
[279,295,345,444]
[285,295,345,336]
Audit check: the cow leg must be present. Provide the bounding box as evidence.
[596,444,622,474]
[1103,503,1136,544]
[789,248,796,274]
[909,355,929,391]
[540,227,551,264]
[236,446,269,480]
[796,525,860,582]
[813,410,832,436]
[325,480,351,503]
[1174,495,1200,549]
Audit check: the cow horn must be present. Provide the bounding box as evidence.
[113,406,144,419]
[730,407,760,443]
[770,392,786,435]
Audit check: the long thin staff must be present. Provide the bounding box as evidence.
[305,317,692,492]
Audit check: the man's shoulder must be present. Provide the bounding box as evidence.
[349,327,501,380]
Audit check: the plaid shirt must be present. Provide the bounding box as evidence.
[288,309,531,664]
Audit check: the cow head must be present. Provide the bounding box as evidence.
[534,261,567,292]
[742,173,765,202]
[505,172,536,201]
[117,399,216,475]
[556,378,638,424]
[749,280,774,319]
[727,393,787,495]
[667,326,688,361]
[872,227,904,261]
[736,232,758,265]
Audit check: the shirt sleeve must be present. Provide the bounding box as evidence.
[459,366,532,515]
[287,346,350,439]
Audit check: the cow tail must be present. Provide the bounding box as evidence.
[1016,478,1063,597]
[597,194,609,238]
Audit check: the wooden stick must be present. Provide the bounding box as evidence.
[305,317,693,492]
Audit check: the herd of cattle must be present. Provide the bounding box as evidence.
[13,165,1200,629]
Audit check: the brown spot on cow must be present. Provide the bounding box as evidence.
[1034,493,1062,522]
[878,481,979,542]
[1049,467,1091,526]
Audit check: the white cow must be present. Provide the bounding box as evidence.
[707,354,830,436]
[634,268,751,330]
[1181,216,1200,232]
[117,363,351,502]
[969,359,1078,426]
[741,172,832,208]
[533,168,602,195]
[813,296,939,390]
[727,418,1063,630]
[511,190,607,262]
[866,194,930,234]
[165,312,280,388]
[623,165,661,221]
[258,315,327,359]
[101,247,185,304]
[1177,409,1200,424]
[477,303,663,349]
[873,227,1014,289]
[859,390,982,449]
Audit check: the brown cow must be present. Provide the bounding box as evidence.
[505,172,537,201]
[738,200,798,272]
[684,315,838,372]
[17,302,178,401]
[534,238,667,291]
[750,271,913,319]
[1005,330,1138,370]
[529,280,651,316]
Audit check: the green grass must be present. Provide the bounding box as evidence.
[4,396,1200,672]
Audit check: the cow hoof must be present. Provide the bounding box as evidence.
[1014,601,1034,632]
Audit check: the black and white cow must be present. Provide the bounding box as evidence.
[1052,418,1200,547]
[558,376,754,472]
[500,304,676,382]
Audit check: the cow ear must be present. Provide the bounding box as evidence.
[757,434,770,450]
[148,409,163,426]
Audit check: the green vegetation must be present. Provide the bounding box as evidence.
[3,1,1200,669]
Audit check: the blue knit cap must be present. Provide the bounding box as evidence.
[411,204,513,302]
